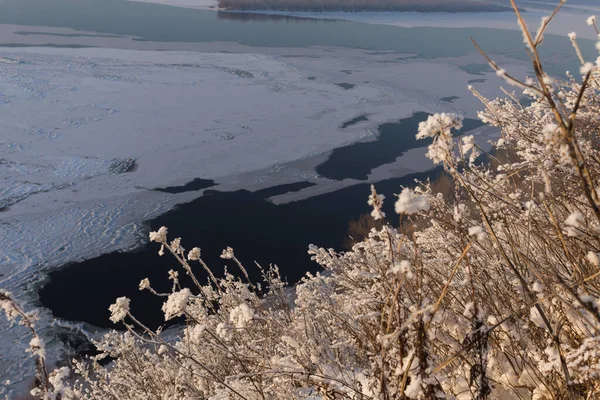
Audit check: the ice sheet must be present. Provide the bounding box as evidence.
[0,44,526,394]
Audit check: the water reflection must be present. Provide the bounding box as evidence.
[217,10,335,23]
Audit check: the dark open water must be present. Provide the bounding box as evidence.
[39,113,470,329]
[39,168,445,329]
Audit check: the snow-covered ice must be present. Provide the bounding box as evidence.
[0,46,379,224]
[0,46,386,392]
[0,41,526,394]
[0,45,510,275]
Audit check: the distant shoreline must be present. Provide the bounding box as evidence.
[217,0,512,13]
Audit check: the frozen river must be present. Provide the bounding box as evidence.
[1,0,599,395]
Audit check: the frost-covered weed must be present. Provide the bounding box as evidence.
[4,3,600,400]
[0,291,52,399]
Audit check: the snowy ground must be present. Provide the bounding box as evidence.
[0,42,528,394]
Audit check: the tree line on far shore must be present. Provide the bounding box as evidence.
[217,0,511,12]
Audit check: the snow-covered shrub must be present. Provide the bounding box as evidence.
[4,3,600,399]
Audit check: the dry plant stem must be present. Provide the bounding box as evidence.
[507,236,577,398]
[124,312,254,400]
[570,36,585,65]
[510,0,600,225]
[534,0,565,46]
[378,224,400,398]
[0,292,50,397]
[475,0,600,226]
[232,255,253,285]
[434,245,600,379]
[398,242,472,396]
[259,370,370,399]
[556,273,600,328]
[426,242,472,332]
[470,38,541,95]
[509,0,567,125]
[509,0,537,51]
[434,289,549,376]
[541,198,578,274]
[199,257,222,291]
[163,242,221,314]
[564,70,600,223]
[451,169,579,397]
[201,328,266,397]
[164,242,204,291]
[454,173,531,297]
[468,86,507,136]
